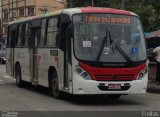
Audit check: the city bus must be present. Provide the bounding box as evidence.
[6,7,148,99]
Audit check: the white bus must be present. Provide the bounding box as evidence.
[6,7,148,99]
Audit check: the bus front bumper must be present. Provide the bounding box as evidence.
[72,72,148,95]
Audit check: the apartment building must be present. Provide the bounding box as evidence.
[0,2,2,49]
[1,0,65,49]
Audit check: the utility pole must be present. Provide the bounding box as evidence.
[0,1,2,50]
[141,0,146,6]
[120,0,124,9]
[11,0,14,21]
[67,0,73,8]
[70,0,73,7]
[91,0,94,6]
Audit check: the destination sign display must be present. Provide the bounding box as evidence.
[84,15,131,24]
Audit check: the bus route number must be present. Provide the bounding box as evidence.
[85,16,131,24]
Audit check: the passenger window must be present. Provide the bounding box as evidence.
[14,26,19,46]
[40,19,46,47]
[17,24,25,46]
[21,24,26,46]
[46,17,59,47]
[17,25,22,46]
[7,26,11,47]
[25,23,31,46]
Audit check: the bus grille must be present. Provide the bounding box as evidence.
[94,74,135,81]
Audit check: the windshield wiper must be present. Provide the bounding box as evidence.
[96,28,133,64]
[96,28,114,62]
[108,31,133,63]
[96,30,108,62]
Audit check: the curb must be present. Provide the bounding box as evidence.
[147,86,160,93]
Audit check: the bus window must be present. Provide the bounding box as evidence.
[14,26,19,46]
[46,17,59,47]
[40,19,46,47]
[16,25,22,46]
[17,24,25,46]
[7,26,11,47]
[21,24,26,46]
[7,25,18,48]
[24,23,31,47]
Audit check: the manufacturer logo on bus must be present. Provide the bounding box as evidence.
[113,75,118,79]
[102,64,125,67]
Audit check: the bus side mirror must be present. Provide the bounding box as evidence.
[66,25,73,38]
[61,15,71,24]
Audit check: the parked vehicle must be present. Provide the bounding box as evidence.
[0,51,6,64]
[146,37,160,62]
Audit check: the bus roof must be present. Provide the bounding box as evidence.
[9,15,45,25]
[80,7,136,15]
[9,7,137,25]
[63,7,137,16]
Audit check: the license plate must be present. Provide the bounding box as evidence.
[108,84,121,89]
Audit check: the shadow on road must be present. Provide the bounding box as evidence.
[62,95,143,106]
[17,82,143,106]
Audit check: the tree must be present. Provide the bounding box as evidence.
[121,0,160,31]
[73,0,120,8]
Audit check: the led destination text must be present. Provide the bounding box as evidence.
[85,16,131,24]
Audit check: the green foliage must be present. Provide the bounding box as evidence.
[72,0,160,32]
[127,5,153,31]
[73,0,120,8]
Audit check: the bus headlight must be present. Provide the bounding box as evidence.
[75,66,92,80]
[137,68,148,80]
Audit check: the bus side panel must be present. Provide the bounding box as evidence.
[58,49,64,91]
[37,48,61,87]
[14,48,30,82]
[37,48,49,87]
[6,48,14,77]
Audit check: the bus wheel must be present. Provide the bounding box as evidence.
[50,72,62,98]
[15,65,23,87]
[107,94,121,99]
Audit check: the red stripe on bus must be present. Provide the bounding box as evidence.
[80,7,131,15]
[79,62,146,81]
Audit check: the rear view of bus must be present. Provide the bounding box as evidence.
[71,7,148,97]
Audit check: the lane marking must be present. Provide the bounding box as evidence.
[4,76,12,79]
[11,79,16,81]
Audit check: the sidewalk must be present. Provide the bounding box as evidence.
[147,80,160,93]
[147,63,160,93]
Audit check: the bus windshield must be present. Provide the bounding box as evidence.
[73,13,147,63]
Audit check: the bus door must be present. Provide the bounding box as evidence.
[64,28,70,89]
[60,15,72,90]
[30,20,41,84]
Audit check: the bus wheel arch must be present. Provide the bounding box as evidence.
[15,62,23,87]
[48,66,62,98]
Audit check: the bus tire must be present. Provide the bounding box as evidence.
[15,65,23,88]
[108,94,121,99]
[50,72,62,98]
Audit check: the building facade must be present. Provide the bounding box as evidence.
[1,0,65,49]
[0,1,2,49]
